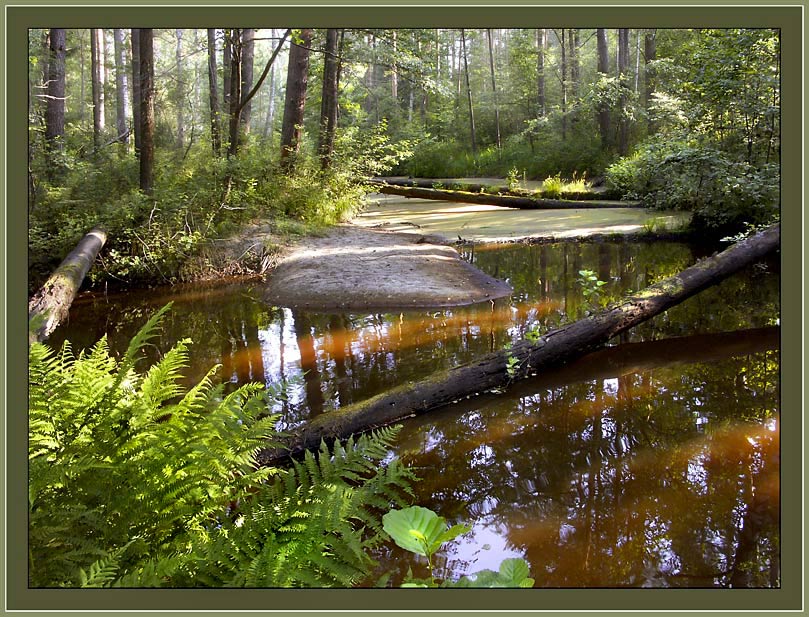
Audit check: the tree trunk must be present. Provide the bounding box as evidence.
[131,28,142,153]
[367,181,639,209]
[390,29,398,101]
[486,29,501,150]
[318,28,340,170]
[79,29,86,123]
[596,28,611,149]
[644,29,657,135]
[262,42,276,140]
[223,30,232,120]
[226,28,243,157]
[28,227,108,344]
[536,28,546,117]
[617,28,630,156]
[138,28,155,194]
[260,224,780,462]
[207,28,222,155]
[91,28,105,148]
[568,28,580,100]
[175,29,185,150]
[558,29,567,141]
[279,28,312,172]
[45,28,66,167]
[460,29,476,156]
[239,28,255,133]
[113,29,129,149]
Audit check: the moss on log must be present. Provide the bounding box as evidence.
[28,226,107,344]
[367,181,640,210]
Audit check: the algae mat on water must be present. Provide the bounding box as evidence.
[264,225,512,311]
[357,194,691,242]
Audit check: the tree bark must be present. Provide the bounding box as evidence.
[318,28,341,170]
[239,28,255,133]
[138,28,155,194]
[460,29,477,156]
[91,28,105,149]
[536,28,546,117]
[207,29,222,155]
[486,29,501,150]
[226,28,243,157]
[175,29,185,150]
[223,30,232,120]
[644,29,657,135]
[279,28,313,172]
[131,28,141,153]
[596,28,611,150]
[367,181,637,209]
[617,28,631,156]
[260,224,780,462]
[558,29,567,141]
[28,227,108,344]
[45,28,66,166]
[371,177,619,200]
[113,29,129,149]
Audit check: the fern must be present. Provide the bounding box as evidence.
[29,306,416,588]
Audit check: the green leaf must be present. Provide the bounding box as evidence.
[498,558,531,585]
[383,506,463,557]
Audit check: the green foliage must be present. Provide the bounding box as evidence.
[606,138,780,233]
[382,506,533,588]
[576,269,608,305]
[29,306,416,587]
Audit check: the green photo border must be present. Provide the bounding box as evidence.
[3,1,803,614]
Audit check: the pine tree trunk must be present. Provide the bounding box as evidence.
[261,225,780,461]
[226,29,243,157]
[559,29,567,141]
[617,28,630,156]
[486,29,501,150]
[536,28,546,117]
[131,28,142,153]
[318,28,340,170]
[79,29,86,123]
[138,28,155,194]
[596,28,611,149]
[207,29,222,155]
[175,29,185,150]
[644,29,657,135]
[460,29,476,156]
[45,28,66,160]
[262,31,276,140]
[91,28,105,148]
[223,30,232,124]
[113,29,129,148]
[239,28,255,133]
[279,28,312,172]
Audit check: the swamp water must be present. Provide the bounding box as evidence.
[52,239,780,588]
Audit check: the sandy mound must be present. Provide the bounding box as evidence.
[264,225,512,311]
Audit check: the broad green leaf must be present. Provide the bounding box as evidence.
[383,506,459,557]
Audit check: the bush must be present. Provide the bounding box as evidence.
[606,139,780,233]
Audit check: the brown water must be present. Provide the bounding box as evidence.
[51,239,780,588]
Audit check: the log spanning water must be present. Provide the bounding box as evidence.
[366,180,641,210]
[260,224,780,464]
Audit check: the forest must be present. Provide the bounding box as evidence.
[27,27,781,591]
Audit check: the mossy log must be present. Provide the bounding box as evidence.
[28,226,107,344]
[367,180,639,210]
[372,177,618,201]
[260,224,779,464]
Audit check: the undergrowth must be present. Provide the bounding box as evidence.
[29,304,417,588]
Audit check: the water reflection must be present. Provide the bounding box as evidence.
[51,239,780,587]
[380,350,779,588]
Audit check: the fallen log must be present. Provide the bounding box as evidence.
[372,177,619,201]
[259,224,779,464]
[28,226,107,344]
[367,181,641,210]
